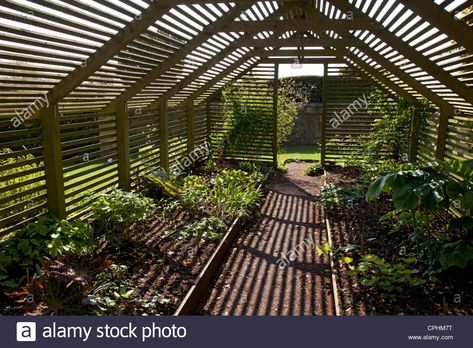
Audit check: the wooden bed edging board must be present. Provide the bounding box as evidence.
[322,170,342,316]
[174,215,245,315]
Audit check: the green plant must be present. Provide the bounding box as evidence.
[203,158,217,173]
[179,175,209,211]
[362,90,432,161]
[304,163,324,176]
[86,263,171,315]
[276,164,288,174]
[0,148,45,218]
[277,78,311,147]
[319,183,365,211]
[138,171,180,201]
[173,217,227,242]
[366,160,473,273]
[91,189,155,241]
[209,169,262,221]
[346,254,425,301]
[239,161,257,172]
[0,215,95,290]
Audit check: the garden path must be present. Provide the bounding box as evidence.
[198,163,335,315]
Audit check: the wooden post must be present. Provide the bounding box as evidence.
[272,64,279,167]
[408,104,419,163]
[206,101,212,144]
[40,103,66,219]
[186,103,195,153]
[159,100,170,171]
[116,101,130,190]
[435,105,453,160]
[320,63,328,165]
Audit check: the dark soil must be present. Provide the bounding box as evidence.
[95,208,218,315]
[197,162,335,315]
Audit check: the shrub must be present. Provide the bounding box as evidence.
[362,91,432,161]
[0,215,95,290]
[366,159,473,274]
[304,163,324,176]
[239,161,257,172]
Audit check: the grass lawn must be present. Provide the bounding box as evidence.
[278,144,321,164]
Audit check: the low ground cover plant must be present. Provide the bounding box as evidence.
[0,215,94,291]
[91,189,155,244]
[319,183,365,212]
[304,163,324,176]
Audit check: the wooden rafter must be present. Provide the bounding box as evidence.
[398,0,473,54]
[145,3,299,109]
[327,0,473,106]
[100,2,253,114]
[211,18,378,33]
[26,1,172,119]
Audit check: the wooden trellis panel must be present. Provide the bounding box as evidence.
[0,118,47,236]
[324,64,378,163]
[59,111,118,218]
[445,109,473,162]
[209,63,275,163]
[168,107,188,166]
[128,108,161,182]
[194,105,208,148]
[418,110,441,162]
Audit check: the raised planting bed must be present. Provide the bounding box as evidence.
[1,161,270,316]
[322,165,473,315]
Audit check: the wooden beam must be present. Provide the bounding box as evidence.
[147,2,297,109]
[252,49,338,57]
[40,104,66,218]
[116,101,131,190]
[145,4,297,110]
[159,101,170,171]
[343,53,416,103]
[261,57,343,64]
[100,3,251,114]
[398,0,473,54]
[210,19,378,33]
[233,37,355,48]
[186,103,195,153]
[435,105,451,160]
[328,0,473,106]
[41,2,171,112]
[272,64,279,167]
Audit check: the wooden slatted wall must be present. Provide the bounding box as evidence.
[129,108,160,181]
[0,118,47,236]
[209,63,275,163]
[168,107,188,166]
[324,64,378,163]
[60,111,118,219]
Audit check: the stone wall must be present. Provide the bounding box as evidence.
[286,102,322,145]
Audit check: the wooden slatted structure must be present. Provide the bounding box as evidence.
[324,64,378,163]
[0,0,472,235]
[209,63,276,163]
